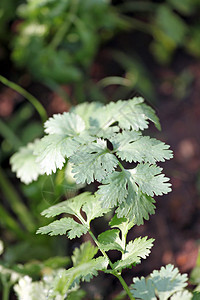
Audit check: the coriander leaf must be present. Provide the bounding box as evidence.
[34,112,92,175]
[89,126,120,139]
[109,215,135,237]
[53,257,109,295]
[112,131,173,163]
[70,139,118,184]
[98,229,124,252]
[116,191,156,226]
[97,172,128,208]
[107,98,160,130]
[70,102,103,129]
[131,277,156,300]
[66,257,108,284]
[130,163,171,196]
[113,237,154,271]
[34,135,79,175]
[40,192,110,233]
[44,112,85,135]
[72,242,98,267]
[40,192,92,218]
[36,217,88,239]
[10,140,44,184]
[131,265,190,300]
[112,130,142,149]
[150,264,188,300]
[98,170,156,225]
[89,97,160,131]
[171,290,193,300]
[82,194,110,225]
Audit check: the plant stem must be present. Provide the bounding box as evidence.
[2,283,10,300]
[114,273,135,300]
[0,167,36,232]
[0,203,25,239]
[88,229,135,300]
[1,276,11,300]
[74,213,134,299]
[98,76,132,88]
[0,75,47,122]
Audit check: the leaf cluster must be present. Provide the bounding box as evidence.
[11,97,173,225]
[131,264,193,300]
[37,192,154,293]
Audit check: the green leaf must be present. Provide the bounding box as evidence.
[44,112,85,135]
[113,237,154,271]
[130,163,171,196]
[34,134,79,175]
[131,277,156,300]
[67,256,109,284]
[40,192,110,226]
[70,139,118,184]
[98,169,157,225]
[36,217,88,239]
[44,256,70,269]
[67,290,86,300]
[97,172,128,208]
[150,264,188,300]
[34,112,91,175]
[131,265,190,300]
[167,0,197,15]
[109,215,135,237]
[82,194,110,225]
[112,131,173,163]
[72,242,98,267]
[89,126,120,139]
[70,102,103,129]
[192,292,200,300]
[98,229,124,252]
[53,257,109,295]
[171,290,193,300]
[116,191,156,226]
[155,5,187,44]
[93,97,160,131]
[10,139,44,184]
[40,192,92,218]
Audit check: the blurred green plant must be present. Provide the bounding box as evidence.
[118,0,200,64]
[10,0,127,102]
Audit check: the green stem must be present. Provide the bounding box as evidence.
[2,284,10,300]
[117,160,125,172]
[88,229,135,300]
[0,203,25,239]
[0,167,36,232]
[74,214,134,299]
[98,76,132,88]
[0,75,47,123]
[1,277,11,300]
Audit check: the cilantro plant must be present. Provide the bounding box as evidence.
[11,97,194,299]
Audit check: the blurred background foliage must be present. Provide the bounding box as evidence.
[1,0,200,299]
